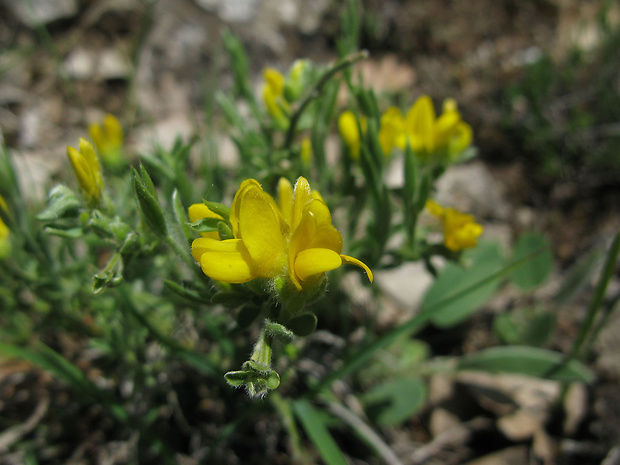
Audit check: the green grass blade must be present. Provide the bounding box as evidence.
[570,231,620,360]
[293,399,348,465]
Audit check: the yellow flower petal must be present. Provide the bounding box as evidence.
[425,199,444,217]
[230,179,262,238]
[340,254,374,282]
[448,121,473,157]
[292,176,312,230]
[278,177,293,227]
[338,111,361,160]
[197,238,256,283]
[239,185,287,277]
[295,248,343,282]
[405,95,436,153]
[378,106,404,155]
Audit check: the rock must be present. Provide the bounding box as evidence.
[97,49,131,81]
[2,0,78,27]
[218,0,258,23]
[429,407,461,437]
[497,409,542,441]
[463,445,528,465]
[374,262,434,313]
[434,161,511,220]
[64,48,96,80]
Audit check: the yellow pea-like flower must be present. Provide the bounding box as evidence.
[338,111,368,160]
[67,137,104,205]
[89,114,124,167]
[426,199,483,251]
[262,68,289,127]
[191,177,373,291]
[378,95,472,160]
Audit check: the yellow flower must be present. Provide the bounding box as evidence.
[262,68,289,127]
[338,111,367,160]
[378,106,406,156]
[191,177,372,291]
[426,199,483,251]
[188,203,224,240]
[67,138,104,205]
[378,95,472,159]
[89,114,123,166]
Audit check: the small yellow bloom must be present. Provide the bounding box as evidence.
[378,95,472,159]
[426,199,483,251]
[89,114,124,167]
[67,138,104,205]
[338,111,367,160]
[262,68,289,127]
[192,177,372,290]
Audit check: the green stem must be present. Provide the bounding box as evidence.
[284,51,368,151]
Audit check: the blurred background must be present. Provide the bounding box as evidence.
[1,0,620,463]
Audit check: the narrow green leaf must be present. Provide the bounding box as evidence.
[570,231,620,360]
[457,346,595,383]
[293,400,348,465]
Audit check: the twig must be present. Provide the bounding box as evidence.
[0,396,50,452]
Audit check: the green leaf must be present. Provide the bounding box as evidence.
[457,346,595,383]
[43,227,84,238]
[188,217,224,233]
[362,377,427,426]
[287,312,317,337]
[293,400,348,465]
[37,185,81,221]
[509,231,553,290]
[203,200,231,221]
[425,241,505,327]
[131,167,167,237]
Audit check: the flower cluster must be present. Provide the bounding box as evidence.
[378,95,472,160]
[191,177,372,305]
[262,60,309,128]
[426,199,483,251]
